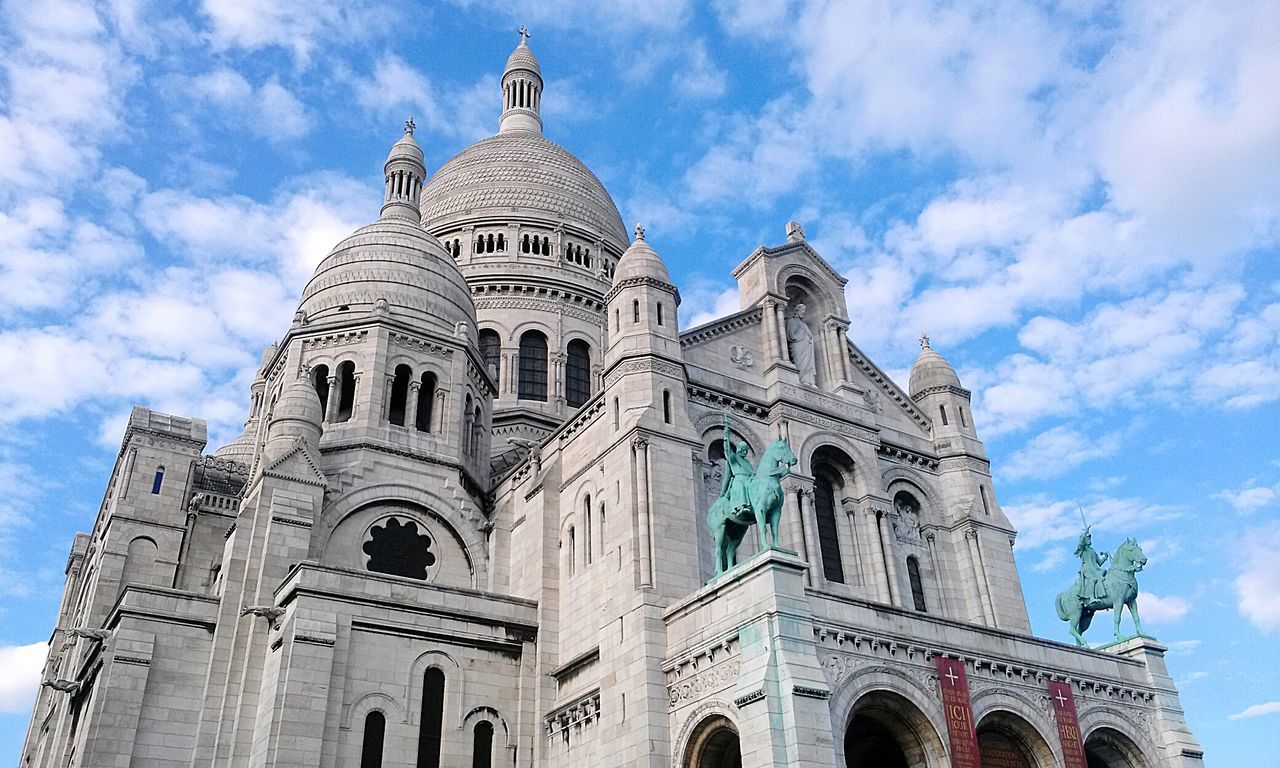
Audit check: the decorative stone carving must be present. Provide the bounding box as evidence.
[729,344,754,370]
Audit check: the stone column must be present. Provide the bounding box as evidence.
[323,375,339,423]
[633,437,653,587]
[925,531,947,616]
[552,352,566,406]
[841,499,862,587]
[836,322,854,382]
[775,303,792,364]
[862,508,890,603]
[783,483,807,563]
[762,299,781,361]
[350,374,361,419]
[798,488,823,589]
[406,380,421,428]
[878,511,902,607]
[381,374,395,421]
[431,389,447,434]
[964,528,995,625]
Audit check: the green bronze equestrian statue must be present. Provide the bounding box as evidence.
[706,415,797,575]
[1055,527,1149,646]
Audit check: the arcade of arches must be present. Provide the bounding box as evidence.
[683,692,1151,768]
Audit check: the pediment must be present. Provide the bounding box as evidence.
[262,438,330,488]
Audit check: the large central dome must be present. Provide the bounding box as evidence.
[419,130,628,250]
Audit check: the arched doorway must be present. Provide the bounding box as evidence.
[842,691,943,768]
[1084,727,1150,768]
[684,715,741,768]
[975,710,1055,768]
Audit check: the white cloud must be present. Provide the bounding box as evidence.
[1235,522,1280,631]
[1230,701,1280,721]
[682,285,742,329]
[1165,639,1201,655]
[1215,482,1279,514]
[199,0,394,65]
[0,642,46,713]
[1002,425,1121,481]
[672,40,727,99]
[346,55,495,143]
[1005,494,1179,551]
[186,69,311,139]
[1138,592,1189,625]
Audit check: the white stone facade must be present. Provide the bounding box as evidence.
[21,37,1203,768]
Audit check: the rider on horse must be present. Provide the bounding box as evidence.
[1075,527,1109,604]
[720,417,755,519]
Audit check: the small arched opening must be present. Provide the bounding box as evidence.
[311,364,331,415]
[565,339,592,408]
[811,445,858,584]
[1084,726,1152,768]
[478,329,501,381]
[336,361,356,421]
[518,330,549,402]
[684,715,741,768]
[388,364,412,426]
[416,373,436,432]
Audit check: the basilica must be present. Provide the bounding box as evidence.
[21,34,1203,768]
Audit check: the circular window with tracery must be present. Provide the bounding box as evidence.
[362,517,437,580]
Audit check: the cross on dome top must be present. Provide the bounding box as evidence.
[634,222,646,241]
[919,331,931,350]
[404,116,416,136]
[518,25,530,45]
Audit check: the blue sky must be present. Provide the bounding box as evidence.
[0,0,1276,764]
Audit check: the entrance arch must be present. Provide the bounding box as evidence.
[684,715,741,768]
[1084,726,1151,768]
[842,690,946,768]
[975,709,1056,768]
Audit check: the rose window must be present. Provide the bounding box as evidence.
[362,518,436,580]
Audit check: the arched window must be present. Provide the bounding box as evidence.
[584,248,591,269]
[542,237,550,256]
[612,397,619,429]
[662,390,671,424]
[312,364,331,415]
[584,494,593,564]
[959,406,968,428]
[120,536,158,593]
[463,394,474,454]
[813,475,845,583]
[565,339,591,408]
[418,669,445,768]
[939,404,949,425]
[614,308,619,332]
[521,234,530,253]
[633,299,640,323]
[567,526,576,574]
[518,331,548,401]
[656,302,664,326]
[907,555,927,612]
[496,233,505,251]
[388,364,412,426]
[478,329,501,381]
[361,711,385,768]
[471,405,482,461]
[337,361,356,421]
[416,373,435,432]
[151,466,165,494]
[471,721,493,768]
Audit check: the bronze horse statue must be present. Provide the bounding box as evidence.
[706,433,797,575]
[1055,537,1148,646]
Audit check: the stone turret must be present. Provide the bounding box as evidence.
[909,332,980,446]
[381,118,427,222]
[499,27,543,134]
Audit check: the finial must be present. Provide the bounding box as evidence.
[518,25,530,45]
[919,331,930,350]
[404,116,416,136]
[634,222,645,241]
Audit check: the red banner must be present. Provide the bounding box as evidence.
[935,657,981,768]
[1048,680,1087,768]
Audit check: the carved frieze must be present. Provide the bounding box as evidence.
[667,660,741,709]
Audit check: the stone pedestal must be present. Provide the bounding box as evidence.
[1109,637,1204,767]
[666,548,837,768]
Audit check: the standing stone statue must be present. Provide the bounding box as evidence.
[1055,527,1149,646]
[705,415,797,575]
[786,302,817,386]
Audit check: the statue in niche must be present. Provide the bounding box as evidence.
[786,302,817,386]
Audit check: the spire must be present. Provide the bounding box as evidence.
[499,27,544,135]
[919,331,931,349]
[381,119,426,222]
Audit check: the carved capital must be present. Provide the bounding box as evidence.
[964,527,979,541]
[632,436,649,451]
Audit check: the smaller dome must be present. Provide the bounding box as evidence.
[505,40,541,77]
[614,224,671,283]
[274,375,324,430]
[908,334,962,397]
[213,428,257,463]
[387,127,424,166]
